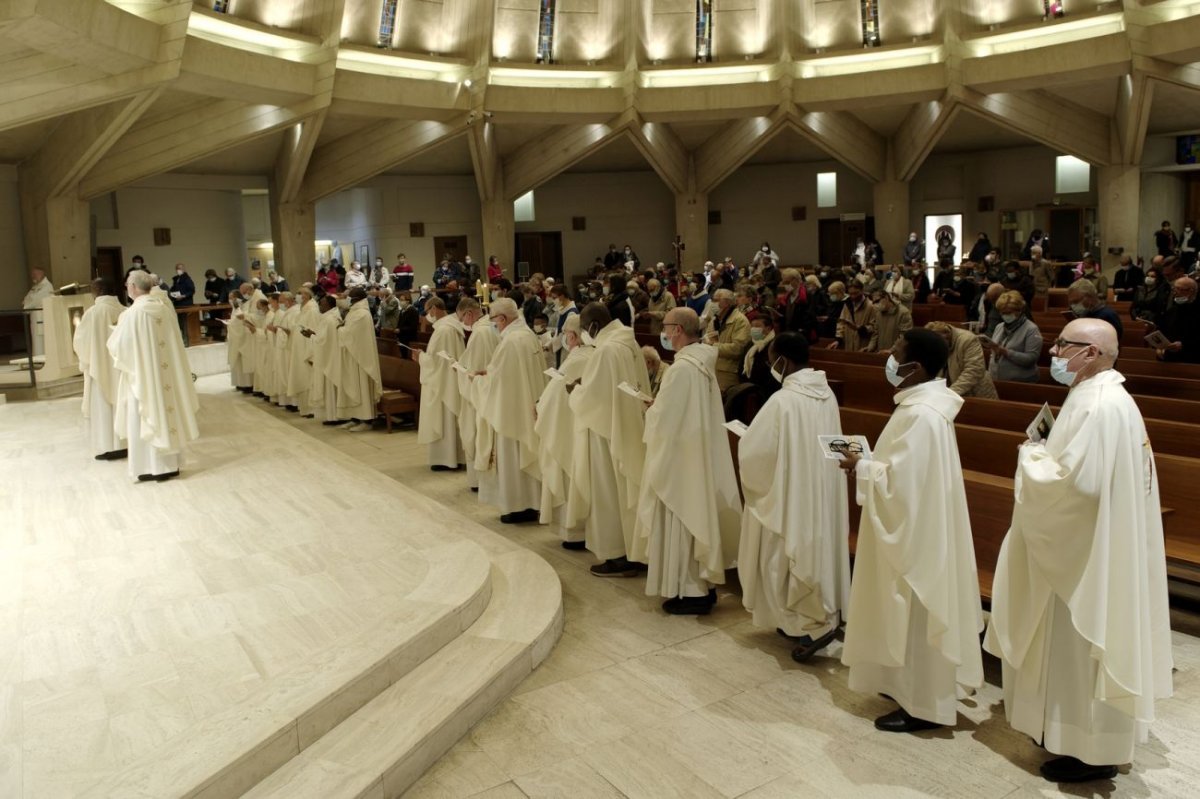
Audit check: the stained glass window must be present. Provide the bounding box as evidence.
[377,0,399,48]
[861,0,881,48]
[696,1,714,63]
[537,0,557,64]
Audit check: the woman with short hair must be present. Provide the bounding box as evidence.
[984,291,1043,384]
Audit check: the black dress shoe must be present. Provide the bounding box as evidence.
[561,540,587,551]
[499,508,538,524]
[137,474,155,482]
[322,420,348,426]
[286,405,299,412]
[154,470,180,482]
[663,590,717,616]
[95,449,128,461]
[790,627,840,663]
[1040,756,1119,783]
[590,557,640,578]
[431,465,456,472]
[873,708,942,733]
[470,486,479,493]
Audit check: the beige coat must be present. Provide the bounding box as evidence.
[871,304,912,353]
[1029,259,1056,295]
[712,307,751,392]
[944,326,999,399]
[836,299,878,353]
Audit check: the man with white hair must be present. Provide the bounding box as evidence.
[107,270,200,481]
[337,287,382,432]
[270,292,299,408]
[73,278,126,460]
[569,302,652,574]
[22,267,55,357]
[1029,245,1056,297]
[1067,279,1123,339]
[228,281,265,392]
[631,307,742,614]
[418,296,471,470]
[474,297,547,523]
[986,318,1173,783]
[643,345,668,396]
[704,288,752,393]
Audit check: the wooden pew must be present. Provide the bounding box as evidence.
[377,353,420,433]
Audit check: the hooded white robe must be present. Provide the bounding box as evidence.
[72,295,126,456]
[272,302,300,405]
[252,307,277,396]
[984,370,1172,765]
[534,343,594,542]
[737,368,850,637]
[417,314,467,467]
[458,323,499,491]
[107,294,200,478]
[336,301,383,421]
[841,378,983,726]
[287,299,321,413]
[310,306,344,422]
[477,319,547,514]
[630,342,742,598]
[568,321,652,561]
[22,276,54,357]
[227,290,265,387]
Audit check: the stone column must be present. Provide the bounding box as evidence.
[481,193,515,274]
[269,190,316,281]
[1097,164,1140,271]
[872,179,910,265]
[19,191,92,288]
[675,190,708,273]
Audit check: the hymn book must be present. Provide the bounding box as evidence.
[723,420,749,437]
[1144,330,1173,349]
[617,381,654,403]
[1026,403,1055,444]
[544,367,563,379]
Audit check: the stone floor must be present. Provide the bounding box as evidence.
[246,378,1200,799]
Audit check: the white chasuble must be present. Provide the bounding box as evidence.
[287,299,321,410]
[737,368,850,637]
[417,314,467,463]
[336,302,383,421]
[478,319,547,513]
[73,296,126,455]
[841,378,983,726]
[107,294,200,475]
[458,323,500,490]
[534,344,594,540]
[310,307,344,421]
[984,369,1172,764]
[631,343,742,597]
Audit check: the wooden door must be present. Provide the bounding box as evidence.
[818,219,841,267]
[514,232,563,280]
[1048,208,1083,262]
[432,235,467,266]
[841,220,866,266]
[94,246,124,298]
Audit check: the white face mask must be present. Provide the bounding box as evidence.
[769,357,786,384]
[1050,351,1084,386]
[1174,296,1191,305]
[884,355,915,387]
[533,325,546,334]
[1145,277,1157,287]
[1070,302,1088,316]
[580,330,595,346]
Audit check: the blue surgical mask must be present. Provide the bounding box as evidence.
[659,332,675,352]
[1050,350,1085,386]
[749,328,764,342]
[884,355,915,387]
[1001,313,1019,325]
[1070,302,1088,316]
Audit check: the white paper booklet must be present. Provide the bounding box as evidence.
[450,362,469,375]
[1144,330,1172,349]
[544,367,563,379]
[723,420,749,437]
[617,381,653,402]
[817,435,873,461]
[1025,402,1055,444]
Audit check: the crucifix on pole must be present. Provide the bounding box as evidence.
[671,235,685,273]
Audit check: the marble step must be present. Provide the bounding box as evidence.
[79,539,495,799]
[243,548,564,799]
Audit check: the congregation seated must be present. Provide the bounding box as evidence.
[1131,265,1170,325]
[1157,277,1199,363]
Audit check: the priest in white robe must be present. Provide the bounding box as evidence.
[534,314,593,547]
[838,328,983,733]
[569,303,653,576]
[308,295,346,425]
[252,297,277,399]
[984,319,1173,783]
[270,292,298,408]
[107,270,200,482]
[630,307,742,615]
[737,331,850,660]
[227,282,265,392]
[417,296,467,470]
[72,278,126,460]
[287,288,320,416]
[22,267,54,357]
[456,300,499,493]
[475,298,547,524]
[336,288,383,432]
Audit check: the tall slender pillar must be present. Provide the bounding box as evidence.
[872,179,910,264]
[675,190,708,273]
[1097,165,1140,272]
[269,188,316,280]
[482,193,515,274]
